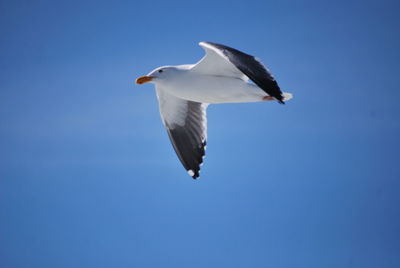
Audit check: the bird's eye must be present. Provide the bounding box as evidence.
[158,70,163,73]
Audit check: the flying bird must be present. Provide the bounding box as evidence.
[136,42,293,179]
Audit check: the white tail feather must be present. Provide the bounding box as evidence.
[282,92,293,101]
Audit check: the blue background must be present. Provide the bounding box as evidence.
[1,0,399,267]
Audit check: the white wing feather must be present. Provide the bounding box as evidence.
[191,42,249,81]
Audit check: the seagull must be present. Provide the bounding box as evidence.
[136,42,293,179]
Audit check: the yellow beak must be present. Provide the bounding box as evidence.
[135,76,153,84]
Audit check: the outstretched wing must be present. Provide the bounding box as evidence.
[156,87,208,179]
[192,42,284,103]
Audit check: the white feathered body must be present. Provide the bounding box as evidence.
[158,68,273,104]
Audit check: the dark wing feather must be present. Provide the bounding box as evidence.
[156,88,208,179]
[200,42,284,104]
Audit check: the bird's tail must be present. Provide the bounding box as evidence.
[282,92,293,102]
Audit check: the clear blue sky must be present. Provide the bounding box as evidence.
[1,0,399,267]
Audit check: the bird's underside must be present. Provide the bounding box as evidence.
[136,41,293,179]
[160,73,279,104]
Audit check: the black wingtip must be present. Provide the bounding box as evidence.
[278,99,285,104]
[187,169,200,179]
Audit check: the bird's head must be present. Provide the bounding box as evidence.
[135,66,178,85]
